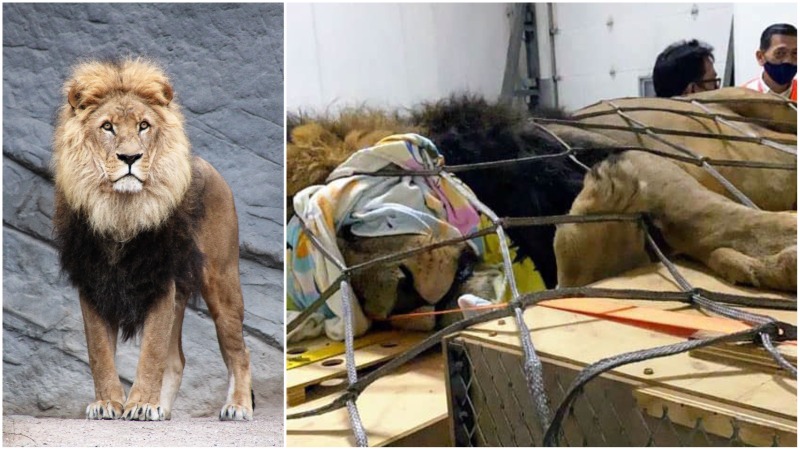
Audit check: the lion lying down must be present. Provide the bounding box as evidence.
[288,90,796,336]
[555,151,796,291]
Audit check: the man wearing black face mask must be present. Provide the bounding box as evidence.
[743,23,797,101]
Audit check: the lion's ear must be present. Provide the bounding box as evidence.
[67,82,82,109]
[159,81,174,106]
[141,80,173,107]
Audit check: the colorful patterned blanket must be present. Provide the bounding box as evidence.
[287,134,484,341]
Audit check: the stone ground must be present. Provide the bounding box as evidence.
[3,412,284,447]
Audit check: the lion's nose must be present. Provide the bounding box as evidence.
[117,153,143,166]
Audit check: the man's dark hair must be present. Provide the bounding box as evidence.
[760,23,797,51]
[652,39,714,97]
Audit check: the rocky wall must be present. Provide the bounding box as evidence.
[2,3,284,418]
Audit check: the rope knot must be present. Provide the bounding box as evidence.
[343,387,359,400]
[770,321,797,342]
[754,321,797,344]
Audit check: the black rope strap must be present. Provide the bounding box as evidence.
[343,146,795,178]
[672,95,798,107]
[532,117,797,146]
[572,105,797,129]
[690,100,797,156]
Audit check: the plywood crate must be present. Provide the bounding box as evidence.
[444,262,796,446]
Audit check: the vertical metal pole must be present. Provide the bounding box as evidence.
[547,3,560,109]
[500,3,528,105]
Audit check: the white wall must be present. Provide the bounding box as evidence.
[287,3,798,114]
[543,3,735,111]
[733,3,797,85]
[286,3,512,112]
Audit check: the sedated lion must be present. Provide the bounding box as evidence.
[287,93,795,332]
[51,58,253,421]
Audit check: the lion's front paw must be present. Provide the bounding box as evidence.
[122,402,165,421]
[219,403,253,421]
[86,400,123,420]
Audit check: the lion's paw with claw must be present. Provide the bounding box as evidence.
[122,402,165,421]
[219,403,253,421]
[86,400,123,420]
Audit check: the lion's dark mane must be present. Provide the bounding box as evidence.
[53,169,206,341]
[411,96,611,287]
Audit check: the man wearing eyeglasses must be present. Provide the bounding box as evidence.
[742,23,797,101]
[652,39,720,97]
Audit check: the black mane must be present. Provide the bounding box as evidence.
[412,95,601,287]
[53,172,206,341]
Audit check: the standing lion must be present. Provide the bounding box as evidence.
[51,58,253,421]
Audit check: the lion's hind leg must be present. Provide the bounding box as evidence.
[195,159,253,421]
[705,246,797,291]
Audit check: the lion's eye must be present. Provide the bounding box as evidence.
[101,122,113,131]
[139,121,150,131]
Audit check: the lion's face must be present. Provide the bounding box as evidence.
[92,97,161,195]
[52,59,192,241]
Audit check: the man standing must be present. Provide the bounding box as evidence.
[742,23,797,100]
[652,39,720,97]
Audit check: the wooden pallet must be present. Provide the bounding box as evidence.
[286,330,429,407]
[287,351,449,447]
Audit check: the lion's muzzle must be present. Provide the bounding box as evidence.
[112,153,146,193]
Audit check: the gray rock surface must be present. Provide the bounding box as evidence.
[2,4,285,421]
